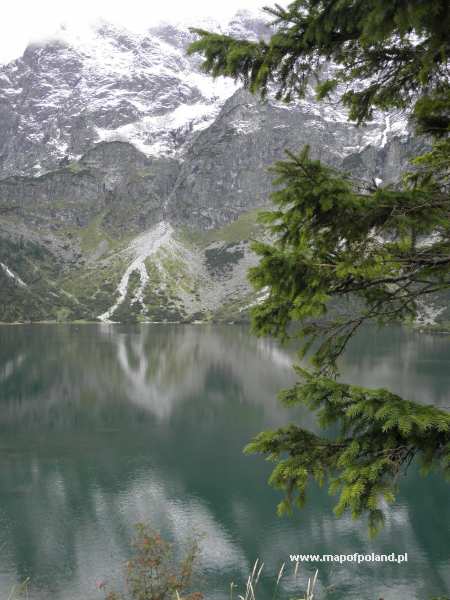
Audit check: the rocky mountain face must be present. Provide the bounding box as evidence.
[1,11,441,326]
[0,16,245,178]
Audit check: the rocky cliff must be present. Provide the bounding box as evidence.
[1,12,437,325]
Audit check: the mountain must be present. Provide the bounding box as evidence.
[0,15,250,178]
[1,12,442,326]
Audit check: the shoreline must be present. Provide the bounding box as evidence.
[0,320,449,335]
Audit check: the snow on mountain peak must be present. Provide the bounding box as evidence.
[0,11,409,179]
[0,16,260,175]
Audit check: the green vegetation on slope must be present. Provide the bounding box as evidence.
[179,208,263,247]
[0,237,79,322]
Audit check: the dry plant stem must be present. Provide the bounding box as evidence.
[237,558,320,600]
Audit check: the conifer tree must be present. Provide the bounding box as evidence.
[189,0,450,534]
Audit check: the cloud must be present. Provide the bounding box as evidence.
[0,0,270,63]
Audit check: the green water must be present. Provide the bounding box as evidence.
[0,324,448,600]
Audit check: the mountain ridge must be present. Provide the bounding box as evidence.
[1,13,441,326]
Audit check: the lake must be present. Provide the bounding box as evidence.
[0,324,449,600]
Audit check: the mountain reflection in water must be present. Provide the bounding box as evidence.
[0,324,448,600]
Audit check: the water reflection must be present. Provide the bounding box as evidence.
[0,324,301,427]
[0,324,448,600]
[341,325,450,408]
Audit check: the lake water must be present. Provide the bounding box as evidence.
[0,324,449,600]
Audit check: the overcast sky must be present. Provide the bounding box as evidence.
[0,0,272,63]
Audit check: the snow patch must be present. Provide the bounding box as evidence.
[95,101,226,156]
[417,232,443,248]
[0,262,27,287]
[98,221,173,322]
[239,287,269,312]
[415,300,446,327]
[231,119,260,135]
[380,115,390,147]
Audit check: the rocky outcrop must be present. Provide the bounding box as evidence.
[0,141,180,237]
[166,89,416,229]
